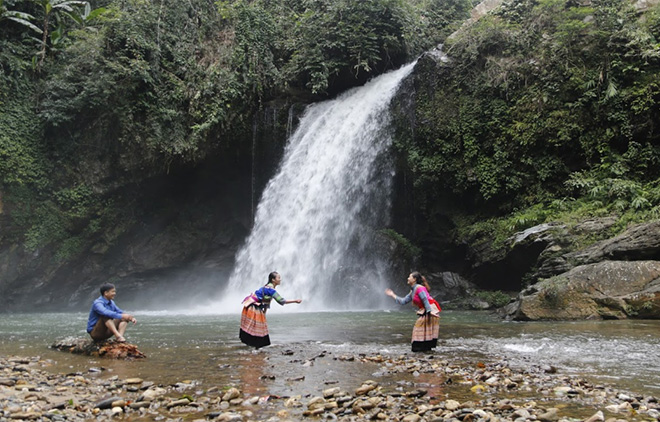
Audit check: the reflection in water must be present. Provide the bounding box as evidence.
[238,352,267,397]
[406,370,448,401]
[0,311,658,397]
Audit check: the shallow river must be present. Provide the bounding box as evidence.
[0,310,658,402]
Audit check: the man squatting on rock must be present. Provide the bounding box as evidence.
[86,283,137,343]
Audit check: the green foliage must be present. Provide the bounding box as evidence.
[413,0,472,48]
[218,0,442,96]
[68,2,107,26]
[622,303,637,316]
[279,0,411,94]
[0,0,41,33]
[39,0,453,164]
[564,139,660,214]
[7,0,657,282]
[225,1,280,100]
[380,228,422,261]
[475,290,511,308]
[0,55,122,258]
[228,0,471,96]
[506,203,550,231]
[40,0,244,160]
[54,184,93,216]
[0,104,48,188]
[0,50,51,192]
[22,200,66,251]
[33,0,100,70]
[539,283,566,308]
[10,180,128,260]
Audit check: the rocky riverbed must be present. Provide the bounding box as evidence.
[1,350,659,422]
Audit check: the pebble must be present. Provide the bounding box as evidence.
[585,410,605,422]
[0,353,658,422]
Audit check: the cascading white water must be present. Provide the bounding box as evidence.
[217,62,416,313]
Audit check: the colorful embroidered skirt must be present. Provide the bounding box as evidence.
[411,311,440,352]
[239,305,271,348]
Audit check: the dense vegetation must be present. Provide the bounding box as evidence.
[0,0,469,260]
[395,0,660,259]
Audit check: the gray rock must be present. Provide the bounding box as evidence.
[508,260,660,320]
[536,220,660,279]
[93,396,124,410]
[584,410,604,422]
[538,408,560,421]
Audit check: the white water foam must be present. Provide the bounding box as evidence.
[441,332,660,391]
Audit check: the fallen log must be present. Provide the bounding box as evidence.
[50,336,146,359]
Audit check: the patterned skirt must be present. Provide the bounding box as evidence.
[239,305,271,349]
[411,307,440,352]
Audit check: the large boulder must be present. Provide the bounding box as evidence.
[506,260,660,320]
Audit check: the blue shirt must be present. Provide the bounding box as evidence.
[254,283,286,309]
[87,296,124,333]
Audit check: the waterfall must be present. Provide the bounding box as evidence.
[251,118,257,222]
[218,62,416,313]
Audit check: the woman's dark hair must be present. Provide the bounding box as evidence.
[268,271,280,284]
[410,271,431,291]
[100,283,116,295]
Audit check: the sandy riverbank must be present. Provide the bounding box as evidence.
[1,351,658,421]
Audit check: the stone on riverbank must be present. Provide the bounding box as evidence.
[1,351,659,422]
[50,336,146,359]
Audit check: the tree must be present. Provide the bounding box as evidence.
[32,0,89,70]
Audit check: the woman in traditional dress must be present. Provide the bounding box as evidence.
[385,271,441,352]
[239,271,302,348]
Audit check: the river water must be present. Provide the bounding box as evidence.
[1,310,658,403]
